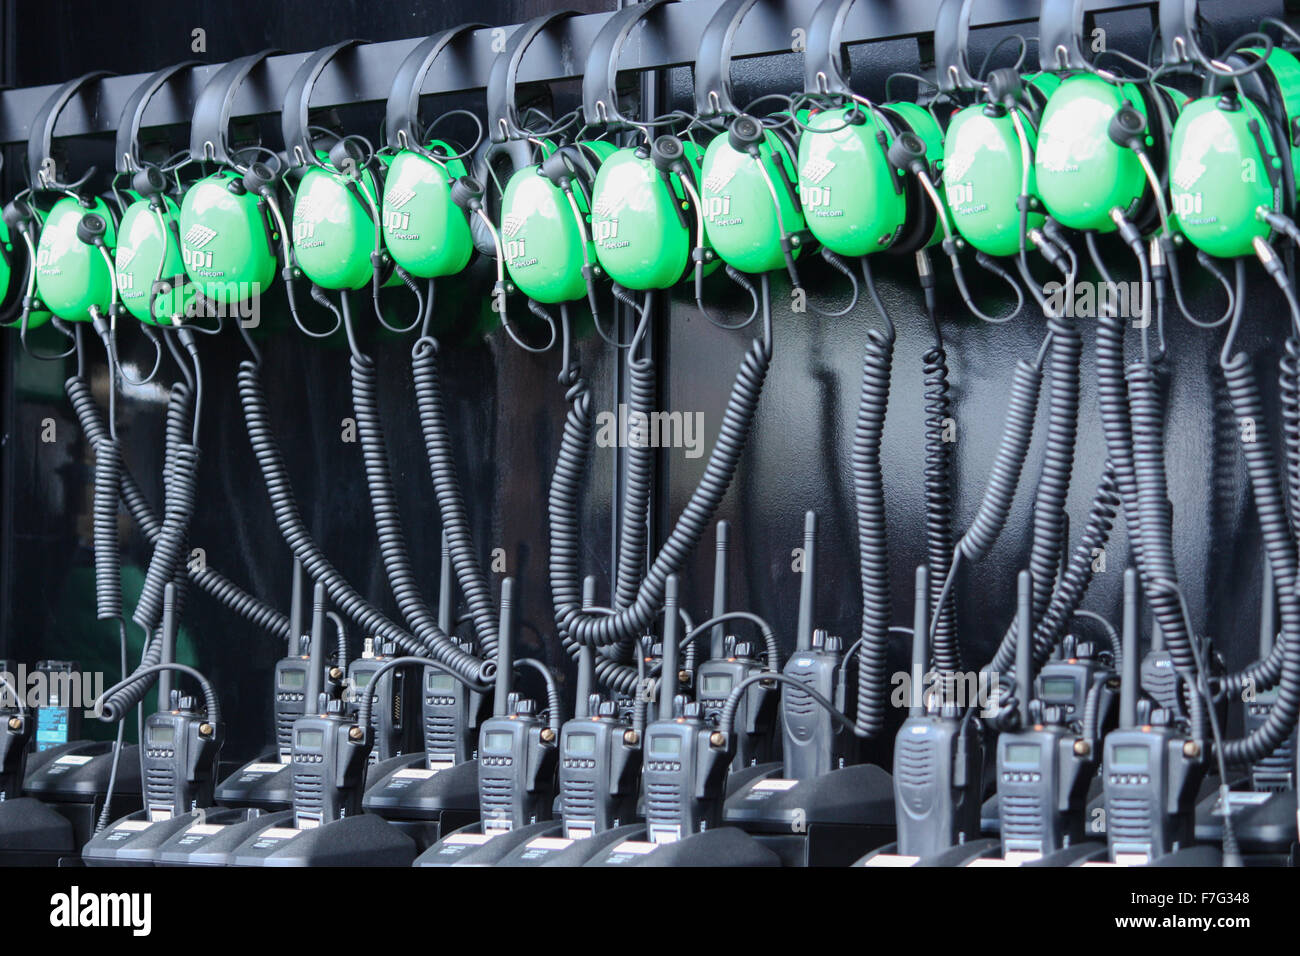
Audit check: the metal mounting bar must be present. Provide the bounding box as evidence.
[0,0,1169,147]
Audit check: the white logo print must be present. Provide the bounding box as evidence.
[116,247,138,270]
[801,157,835,185]
[183,224,217,248]
[502,214,525,238]
[1171,157,1205,192]
[386,188,416,210]
[592,196,617,219]
[702,171,733,194]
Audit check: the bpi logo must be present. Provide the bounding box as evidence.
[701,195,731,221]
[948,181,975,207]
[1171,157,1204,192]
[383,209,410,231]
[800,184,832,209]
[592,218,619,242]
[501,214,525,239]
[1172,192,1203,217]
[504,238,526,261]
[592,196,617,220]
[182,223,216,270]
[116,246,138,270]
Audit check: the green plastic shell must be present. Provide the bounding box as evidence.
[381,142,472,279]
[943,104,1042,257]
[589,140,709,290]
[290,156,389,292]
[1034,73,1149,232]
[2,208,51,329]
[889,101,948,249]
[178,170,279,305]
[797,106,907,257]
[501,141,616,304]
[115,196,190,324]
[700,127,807,274]
[34,196,117,322]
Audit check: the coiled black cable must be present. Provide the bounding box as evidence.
[1281,340,1300,547]
[410,338,499,660]
[549,285,773,654]
[615,355,656,616]
[132,442,199,634]
[237,358,491,686]
[351,350,483,678]
[161,383,195,614]
[1216,348,1300,734]
[64,375,290,639]
[922,343,957,663]
[852,318,894,739]
[92,438,123,622]
[1126,364,1202,738]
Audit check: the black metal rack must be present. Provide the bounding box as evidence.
[0,0,1160,147]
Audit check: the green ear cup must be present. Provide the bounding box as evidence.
[700,125,806,274]
[178,170,279,305]
[381,140,472,279]
[1169,48,1300,258]
[0,222,15,319]
[2,209,51,329]
[888,101,949,250]
[500,140,616,304]
[797,106,906,258]
[942,78,1056,258]
[1035,73,1151,232]
[34,196,117,321]
[589,139,711,290]
[115,195,190,324]
[1169,97,1279,258]
[290,154,390,292]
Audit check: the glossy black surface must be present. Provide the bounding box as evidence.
[0,0,1283,769]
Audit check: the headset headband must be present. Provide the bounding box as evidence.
[581,0,675,128]
[189,49,280,165]
[935,0,978,93]
[385,24,483,150]
[1038,0,1088,71]
[116,61,200,174]
[487,11,577,143]
[28,71,114,190]
[694,0,764,118]
[1160,0,1200,66]
[282,39,366,169]
[804,0,906,99]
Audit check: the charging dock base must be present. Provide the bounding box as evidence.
[1194,786,1297,860]
[214,752,294,811]
[21,741,143,850]
[495,821,646,866]
[723,763,895,865]
[155,808,292,866]
[414,819,557,866]
[584,825,782,867]
[0,797,76,865]
[362,753,480,849]
[229,812,416,866]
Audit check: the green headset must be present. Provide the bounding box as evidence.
[283,40,430,337]
[380,25,482,283]
[797,0,1021,321]
[584,0,718,298]
[469,11,616,353]
[695,0,809,286]
[1034,0,1187,238]
[111,62,200,326]
[177,51,285,310]
[936,0,1061,259]
[26,72,119,330]
[1167,29,1300,260]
